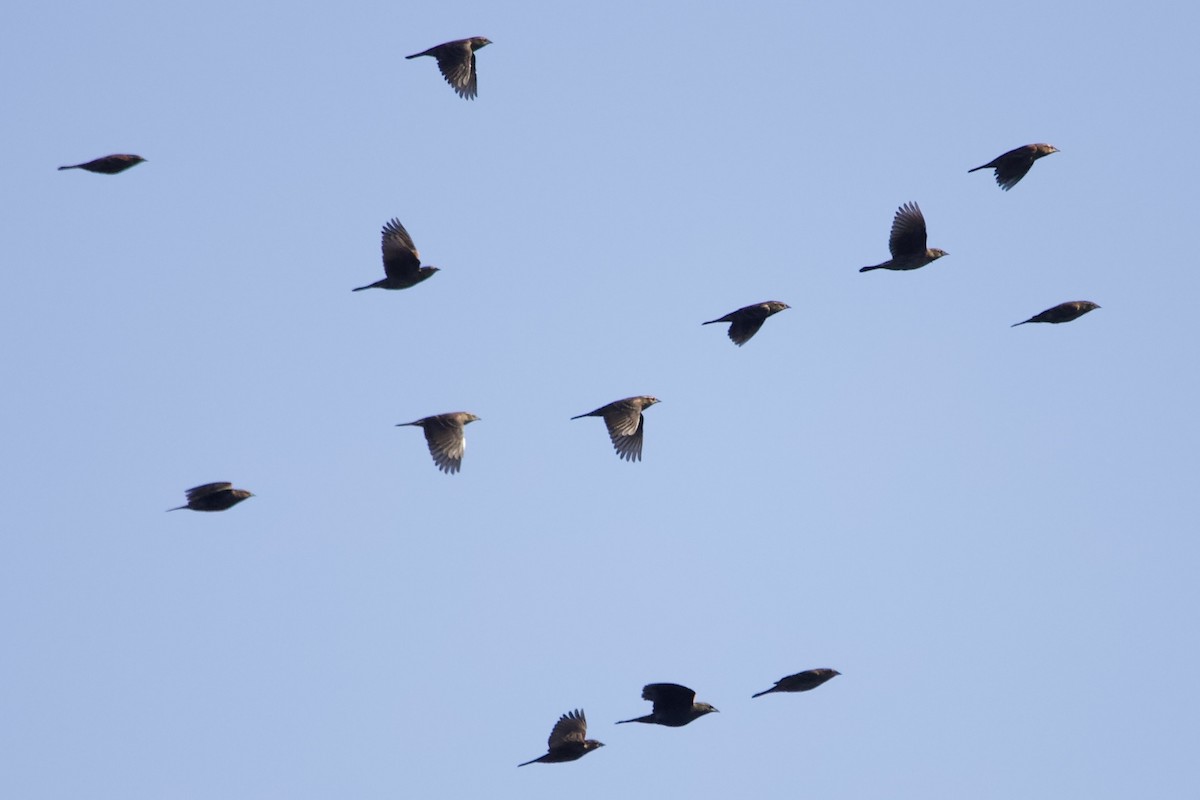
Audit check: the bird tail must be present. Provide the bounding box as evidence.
[516,757,540,767]
[166,505,187,512]
[1011,320,1031,327]
[750,688,773,699]
[859,265,881,273]
[967,164,989,173]
[701,319,719,326]
[569,413,591,420]
[57,165,77,171]
[351,285,370,292]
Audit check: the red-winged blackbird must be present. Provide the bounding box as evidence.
[752,668,840,698]
[397,412,480,474]
[616,683,718,727]
[406,37,492,100]
[571,396,659,462]
[703,301,790,346]
[1012,300,1099,327]
[518,709,604,767]
[167,482,253,512]
[353,218,440,292]
[860,202,947,273]
[969,143,1059,190]
[58,154,146,174]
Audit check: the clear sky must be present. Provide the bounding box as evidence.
[3,1,1198,798]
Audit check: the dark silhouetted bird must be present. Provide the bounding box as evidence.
[406,37,492,99]
[167,482,253,512]
[571,396,659,462]
[969,143,1059,190]
[703,301,790,346]
[752,668,840,698]
[860,202,947,273]
[353,218,440,292]
[397,412,480,474]
[518,709,604,767]
[1012,300,1100,327]
[58,154,146,174]
[616,683,718,727]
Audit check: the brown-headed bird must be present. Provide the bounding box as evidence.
[406,37,492,100]
[860,202,947,273]
[703,301,790,346]
[969,144,1059,191]
[752,668,840,698]
[167,482,253,512]
[1012,300,1099,327]
[397,412,480,474]
[571,396,659,462]
[353,218,439,292]
[616,683,718,727]
[518,709,604,767]
[58,154,145,174]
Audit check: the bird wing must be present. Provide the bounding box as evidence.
[888,202,928,257]
[992,151,1035,190]
[435,42,478,99]
[422,416,467,474]
[605,406,645,462]
[727,316,766,346]
[381,219,421,280]
[548,709,587,748]
[643,683,695,712]
[186,482,232,500]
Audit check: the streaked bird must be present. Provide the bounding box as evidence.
[1012,300,1100,327]
[518,709,604,767]
[167,482,253,512]
[752,668,840,698]
[353,218,440,292]
[406,37,492,100]
[969,143,1059,190]
[860,202,947,273]
[571,396,659,462]
[58,154,145,174]
[703,301,790,346]
[397,412,480,474]
[617,683,718,727]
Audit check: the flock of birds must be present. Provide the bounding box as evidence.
[59,34,1100,768]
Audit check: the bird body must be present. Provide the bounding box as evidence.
[752,668,840,698]
[703,301,790,346]
[406,37,491,99]
[58,154,145,174]
[167,482,253,512]
[969,143,1059,190]
[860,202,947,272]
[1012,300,1100,327]
[518,709,604,766]
[616,683,718,727]
[397,412,480,474]
[353,218,439,292]
[571,396,659,462]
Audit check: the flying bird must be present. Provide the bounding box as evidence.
[752,668,840,698]
[616,683,718,727]
[518,709,604,767]
[167,482,253,512]
[571,396,659,462]
[397,412,480,474]
[1011,300,1100,327]
[58,154,146,174]
[860,202,948,273]
[353,218,440,292]
[406,37,492,100]
[703,301,790,346]
[969,143,1059,190]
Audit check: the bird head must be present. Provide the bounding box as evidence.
[695,703,719,716]
[472,37,493,49]
[463,413,481,424]
[766,301,791,314]
[585,740,605,751]
[928,248,948,261]
[1079,301,1100,312]
[641,396,661,409]
[1035,144,1060,158]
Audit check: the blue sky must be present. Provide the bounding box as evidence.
[3,1,1198,798]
